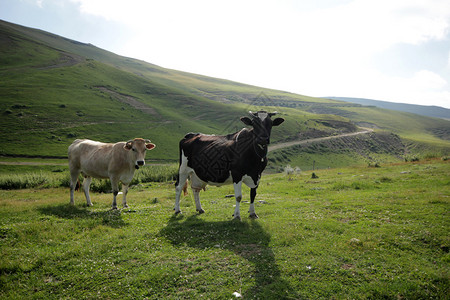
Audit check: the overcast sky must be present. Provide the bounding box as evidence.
[1,0,450,108]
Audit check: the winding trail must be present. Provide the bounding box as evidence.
[268,128,374,152]
[0,129,374,166]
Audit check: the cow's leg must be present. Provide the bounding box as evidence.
[232,181,243,220]
[175,171,189,214]
[122,184,129,208]
[249,188,258,219]
[82,176,93,206]
[192,188,204,214]
[69,169,79,205]
[111,178,120,209]
[190,174,206,214]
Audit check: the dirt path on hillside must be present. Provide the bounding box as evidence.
[37,52,85,70]
[96,87,160,116]
[268,128,374,152]
[0,129,374,166]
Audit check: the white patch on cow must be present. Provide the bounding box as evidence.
[179,151,191,172]
[242,175,258,188]
[189,173,206,190]
[257,112,268,120]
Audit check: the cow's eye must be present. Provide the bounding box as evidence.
[132,148,136,152]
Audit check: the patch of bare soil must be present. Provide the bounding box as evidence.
[37,52,85,70]
[96,86,159,116]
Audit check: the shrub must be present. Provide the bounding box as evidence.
[368,162,381,168]
[379,176,393,183]
[423,152,440,160]
[405,156,419,162]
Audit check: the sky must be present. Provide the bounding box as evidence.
[1,0,450,108]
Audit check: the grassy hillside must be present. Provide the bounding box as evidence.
[0,21,252,159]
[1,20,449,168]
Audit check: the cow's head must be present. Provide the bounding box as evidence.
[124,138,156,169]
[240,111,284,145]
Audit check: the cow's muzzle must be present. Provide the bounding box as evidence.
[257,137,270,145]
[135,160,145,169]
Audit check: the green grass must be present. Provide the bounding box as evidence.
[1,159,449,299]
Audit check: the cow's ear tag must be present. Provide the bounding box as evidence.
[146,143,156,150]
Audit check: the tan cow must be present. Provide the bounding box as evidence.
[68,138,156,209]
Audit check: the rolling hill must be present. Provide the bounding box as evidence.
[1,19,449,170]
[325,97,450,120]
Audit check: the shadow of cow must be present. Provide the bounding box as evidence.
[159,215,295,298]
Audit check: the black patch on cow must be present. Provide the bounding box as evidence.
[180,129,267,185]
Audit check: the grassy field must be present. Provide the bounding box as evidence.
[1,159,448,299]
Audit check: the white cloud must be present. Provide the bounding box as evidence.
[448,51,450,68]
[411,70,447,90]
[66,0,450,108]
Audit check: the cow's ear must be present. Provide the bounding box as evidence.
[124,140,133,150]
[146,143,156,150]
[240,117,253,126]
[272,118,284,126]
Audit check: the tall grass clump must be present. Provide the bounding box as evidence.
[0,172,57,189]
[0,164,179,190]
[133,164,179,184]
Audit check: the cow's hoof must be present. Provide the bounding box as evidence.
[232,214,241,221]
[123,204,129,208]
[174,210,182,215]
[197,209,205,214]
[249,213,259,219]
[112,206,118,210]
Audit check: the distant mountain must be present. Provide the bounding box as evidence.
[325,97,450,120]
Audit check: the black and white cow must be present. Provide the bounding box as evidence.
[174,111,284,220]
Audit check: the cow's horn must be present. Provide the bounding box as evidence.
[269,111,278,117]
